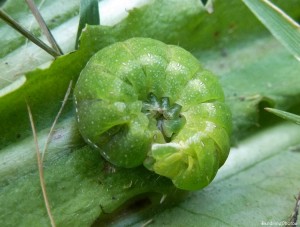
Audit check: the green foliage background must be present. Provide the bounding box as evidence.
[0,0,300,226]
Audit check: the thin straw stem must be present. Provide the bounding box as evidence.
[27,103,56,227]
[0,9,60,57]
[25,0,63,55]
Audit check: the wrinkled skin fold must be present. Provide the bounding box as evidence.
[74,38,232,190]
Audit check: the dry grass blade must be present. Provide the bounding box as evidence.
[25,81,72,226]
[27,102,56,227]
[25,0,63,55]
[0,9,60,57]
[42,80,72,161]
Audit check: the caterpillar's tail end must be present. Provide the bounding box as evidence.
[144,138,221,191]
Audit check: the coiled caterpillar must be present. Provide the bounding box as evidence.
[74,38,231,190]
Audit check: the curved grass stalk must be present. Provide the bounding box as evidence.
[26,80,72,227]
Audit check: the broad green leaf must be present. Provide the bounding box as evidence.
[242,0,300,60]
[1,0,300,226]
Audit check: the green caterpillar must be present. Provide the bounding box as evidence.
[74,38,231,190]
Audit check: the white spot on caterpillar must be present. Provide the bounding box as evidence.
[74,97,80,121]
[139,54,162,66]
[206,104,216,115]
[114,102,126,112]
[93,143,99,149]
[87,138,92,143]
[160,194,167,204]
[204,121,216,132]
[189,79,205,90]
[186,132,203,145]
[167,61,185,73]
[152,142,185,150]
[102,151,110,160]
